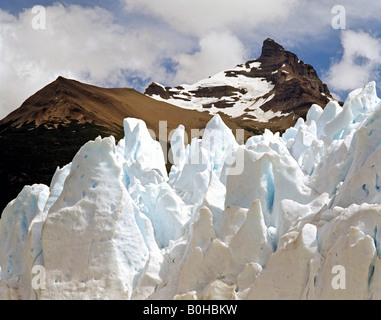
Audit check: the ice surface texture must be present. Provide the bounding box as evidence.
[1,82,381,299]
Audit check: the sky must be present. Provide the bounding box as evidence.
[1,0,381,119]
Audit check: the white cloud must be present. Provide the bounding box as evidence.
[173,31,247,84]
[124,0,299,37]
[123,0,381,43]
[0,4,183,119]
[324,30,381,93]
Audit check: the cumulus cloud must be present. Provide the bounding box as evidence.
[173,31,247,84]
[123,0,381,43]
[324,30,381,94]
[124,0,299,37]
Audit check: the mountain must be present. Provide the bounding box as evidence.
[145,38,336,132]
[0,75,217,137]
[1,81,381,299]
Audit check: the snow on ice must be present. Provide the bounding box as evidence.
[1,82,381,299]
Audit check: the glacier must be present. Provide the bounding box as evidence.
[1,81,381,299]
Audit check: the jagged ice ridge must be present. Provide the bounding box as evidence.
[1,82,381,299]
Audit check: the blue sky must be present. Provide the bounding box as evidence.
[1,0,381,118]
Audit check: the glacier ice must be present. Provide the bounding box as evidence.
[2,82,381,299]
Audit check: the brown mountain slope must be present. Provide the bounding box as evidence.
[1,76,208,138]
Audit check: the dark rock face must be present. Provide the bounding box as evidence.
[145,38,337,124]
[189,85,247,99]
[0,119,118,219]
[145,83,171,99]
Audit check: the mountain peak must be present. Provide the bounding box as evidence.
[51,76,83,93]
[262,38,285,52]
[257,38,295,65]
[53,75,76,87]
[56,75,66,81]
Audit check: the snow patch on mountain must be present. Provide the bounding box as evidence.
[1,82,381,299]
